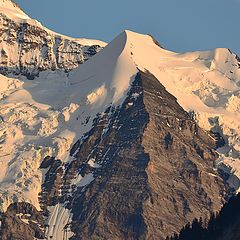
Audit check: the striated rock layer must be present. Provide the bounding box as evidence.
[0,3,234,238]
[68,71,227,240]
[0,71,228,240]
[141,71,226,239]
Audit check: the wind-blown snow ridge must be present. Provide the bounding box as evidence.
[70,30,138,105]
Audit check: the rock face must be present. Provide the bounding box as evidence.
[140,71,226,239]
[0,1,105,79]
[13,71,225,240]
[0,202,45,240]
[0,3,233,239]
[0,71,227,240]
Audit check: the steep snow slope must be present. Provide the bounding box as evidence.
[70,30,137,105]
[45,204,73,240]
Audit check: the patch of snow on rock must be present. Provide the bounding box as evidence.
[46,204,73,240]
[87,158,101,168]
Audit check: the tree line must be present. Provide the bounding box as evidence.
[167,193,240,240]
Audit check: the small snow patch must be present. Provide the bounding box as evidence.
[132,93,140,99]
[87,158,101,168]
[77,173,95,187]
[87,85,107,105]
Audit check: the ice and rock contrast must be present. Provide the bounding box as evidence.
[0,0,105,79]
[0,1,239,240]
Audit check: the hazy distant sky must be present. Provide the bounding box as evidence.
[15,0,239,54]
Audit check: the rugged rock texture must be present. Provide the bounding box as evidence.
[0,13,103,79]
[140,71,226,239]
[39,156,64,209]
[0,71,228,239]
[168,193,240,240]
[36,71,226,240]
[0,202,45,240]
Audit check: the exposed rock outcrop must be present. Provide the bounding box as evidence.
[0,202,45,240]
[34,71,227,240]
[0,12,104,79]
[0,72,228,240]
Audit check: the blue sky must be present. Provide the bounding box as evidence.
[15,0,239,54]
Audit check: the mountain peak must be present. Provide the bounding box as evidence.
[70,28,137,106]
[69,30,176,108]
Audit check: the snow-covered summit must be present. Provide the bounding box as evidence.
[71,29,240,189]
[72,28,240,161]
[71,29,240,112]
[70,30,173,106]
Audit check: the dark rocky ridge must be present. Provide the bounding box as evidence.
[0,71,228,239]
[0,13,103,79]
[0,202,45,240]
[140,71,226,239]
